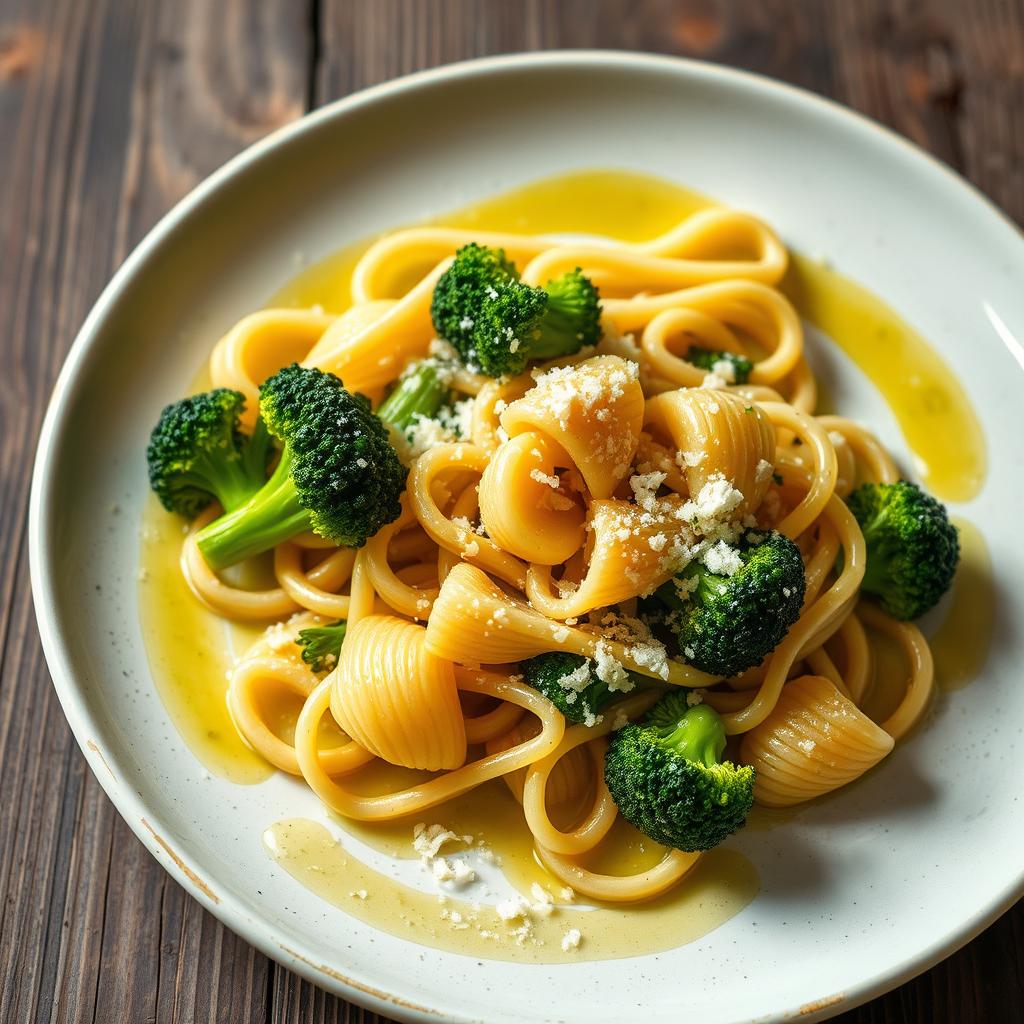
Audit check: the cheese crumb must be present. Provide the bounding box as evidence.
[702,539,744,576]
[593,640,630,691]
[529,883,555,918]
[432,858,455,882]
[529,468,561,489]
[711,358,737,383]
[679,474,745,542]
[495,895,530,922]
[561,928,583,952]
[413,823,468,859]
[530,883,554,905]
[450,859,476,885]
[556,660,593,699]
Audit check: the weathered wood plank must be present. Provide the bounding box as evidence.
[0,1,307,1023]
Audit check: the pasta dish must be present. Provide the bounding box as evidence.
[144,192,960,918]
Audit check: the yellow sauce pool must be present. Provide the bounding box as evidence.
[925,517,994,692]
[138,493,269,784]
[264,784,758,963]
[138,169,991,959]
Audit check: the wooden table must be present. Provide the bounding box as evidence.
[2,2,1021,1020]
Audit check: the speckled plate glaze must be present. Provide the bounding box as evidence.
[30,52,1024,1024]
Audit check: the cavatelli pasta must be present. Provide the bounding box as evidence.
[500,355,644,499]
[478,431,586,565]
[739,675,895,807]
[329,615,466,771]
[644,387,775,516]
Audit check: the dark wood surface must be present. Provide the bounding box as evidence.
[1,1,1021,1021]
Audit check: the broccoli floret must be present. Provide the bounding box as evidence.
[847,481,959,620]
[195,364,407,570]
[375,358,454,433]
[430,243,601,377]
[296,620,347,672]
[522,652,650,725]
[537,269,602,360]
[146,389,271,517]
[604,694,754,851]
[687,346,753,384]
[642,532,805,678]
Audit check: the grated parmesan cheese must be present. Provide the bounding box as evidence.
[702,539,744,576]
[629,470,666,512]
[593,640,630,691]
[711,358,737,383]
[529,468,561,489]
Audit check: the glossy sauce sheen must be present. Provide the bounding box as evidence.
[264,794,758,963]
[139,170,991,961]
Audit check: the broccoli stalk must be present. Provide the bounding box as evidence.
[296,620,347,672]
[604,693,754,851]
[375,359,452,432]
[641,532,805,678]
[687,346,753,384]
[146,389,271,517]
[847,481,959,619]
[522,652,652,725]
[430,243,601,377]
[194,364,407,571]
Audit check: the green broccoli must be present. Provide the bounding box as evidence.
[687,346,753,385]
[522,652,650,725]
[375,358,454,433]
[604,693,754,851]
[430,243,601,377]
[642,532,805,678]
[296,620,347,672]
[194,364,407,570]
[846,481,959,620]
[146,389,271,517]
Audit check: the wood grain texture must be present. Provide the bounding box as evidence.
[0,1,1020,1022]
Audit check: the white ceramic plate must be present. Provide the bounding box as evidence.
[30,52,1024,1024]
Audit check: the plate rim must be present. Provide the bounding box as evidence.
[27,49,1024,1024]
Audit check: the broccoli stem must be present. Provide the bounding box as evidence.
[205,417,272,512]
[196,450,311,570]
[376,362,450,431]
[650,703,726,768]
[297,620,347,672]
[239,416,272,493]
[185,448,265,514]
